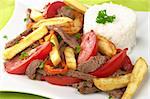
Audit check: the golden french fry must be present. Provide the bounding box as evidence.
[97,35,117,57]
[64,0,87,14]
[3,26,48,59]
[32,17,73,28]
[93,74,131,91]
[49,33,61,66]
[30,9,43,21]
[121,57,148,99]
[64,47,76,70]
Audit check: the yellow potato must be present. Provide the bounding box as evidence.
[50,33,59,49]
[64,47,76,70]
[30,9,43,21]
[32,17,73,28]
[3,26,48,59]
[97,35,117,57]
[49,34,61,66]
[93,74,131,91]
[64,0,87,13]
[121,57,148,99]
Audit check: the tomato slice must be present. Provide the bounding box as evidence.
[121,55,133,73]
[45,76,81,86]
[43,1,66,18]
[4,42,52,74]
[117,48,133,72]
[78,31,97,64]
[90,48,128,77]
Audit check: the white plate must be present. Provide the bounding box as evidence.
[0,0,150,99]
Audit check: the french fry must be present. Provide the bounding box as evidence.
[30,9,43,21]
[64,47,77,70]
[97,35,117,57]
[93,74,131,91]
[32,17,73,28]
[121,57,148,99]
[64,0,87,14]
[49,33,61,66]
[3,26,48,59]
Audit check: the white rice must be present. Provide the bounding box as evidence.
[84,3,137,52]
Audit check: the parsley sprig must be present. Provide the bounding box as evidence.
[96,10,116,24]
[19,52,29,60]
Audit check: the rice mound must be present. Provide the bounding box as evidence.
[84,3,137,52]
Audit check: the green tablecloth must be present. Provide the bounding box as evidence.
[0,0,149,99]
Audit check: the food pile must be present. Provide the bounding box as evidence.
[3,0,148,99]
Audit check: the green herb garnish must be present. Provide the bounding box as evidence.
[39,62,44,69]
[96,10,116,24]
[74,33,81,39]
[108,96,112,99]
[15,40,19,44]
[3,35,8,39]
[24,18,28,22]
[75,45,81,54]
[57,35,62,43]
[19,52,29,60]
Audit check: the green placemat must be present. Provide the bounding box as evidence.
[0,0,149,99]
[0,92,47,99]
[0,0,14,30]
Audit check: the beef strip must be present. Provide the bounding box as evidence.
[77,53,108,73]
[57,6,75,19]
[5,28,32,49]
[72,81,100,94]
[25,59,43,79]
[111,69,128,77]
[36,69,47,76]
[66,70,95,82]
[47,26,79,49]
[108,88,126,99]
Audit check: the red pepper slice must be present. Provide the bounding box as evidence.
[90,48,128,77]
[4,42,52,74]
[45,76,81,86]
[44,61,68,75]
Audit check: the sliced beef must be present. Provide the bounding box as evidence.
[77,53,108,73]
[25,59,43,79]
[111,69,128,77]
[57,6,75,19]
[78,86,99,94]
[72,81,100,94]
[108,88,126,99]
[66,70,95,82]
[37,69,47,76]
[48,26,79,49]
[5,28,32,48]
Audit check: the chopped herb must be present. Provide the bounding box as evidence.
[108,96,112,99]
[75,45,81,54]
[74,33,81,39]
[15,40,19,44]
[50,42,55,47]
[57,35,62,43]
[19,52,29,60]
[96,10,116,24]
[64,6,72,10]
[24,18,28,22]
[3,35,8,39]
[39,62,44,69]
